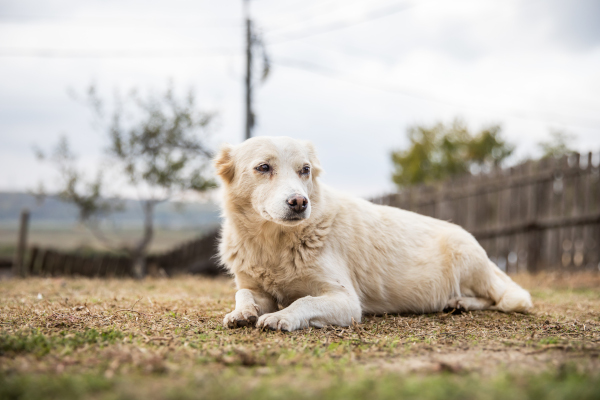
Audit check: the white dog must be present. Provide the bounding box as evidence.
[215,137,532,332]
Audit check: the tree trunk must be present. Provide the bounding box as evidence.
[132,200,155,279]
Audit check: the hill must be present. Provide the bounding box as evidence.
[0,191,221,229]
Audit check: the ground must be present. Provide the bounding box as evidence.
[1,273,599,400]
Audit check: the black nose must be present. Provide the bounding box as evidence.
[286,194,308,213]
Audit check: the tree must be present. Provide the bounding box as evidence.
[391,119,514,188]
[538,129,576,159]
[36,84,217,278]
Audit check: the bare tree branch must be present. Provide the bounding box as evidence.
[35,82,218,278]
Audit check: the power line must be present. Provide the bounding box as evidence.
[266,1,415,44]
[261,0,362,33]
[0,48,241,58]
[0,15,242,28]
[273,57,441,102]
[266,0,337,15]
[272,57,600,132]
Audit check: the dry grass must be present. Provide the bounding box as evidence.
[1,273,599,400]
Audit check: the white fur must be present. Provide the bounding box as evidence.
[214,137,533,332]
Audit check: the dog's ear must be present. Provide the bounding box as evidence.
[214,144,235,184]
[305,141,323,178]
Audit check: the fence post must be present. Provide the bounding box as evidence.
[27,247,39,276]
[13,208,30,277]
[526,162,542,273]
[39,250,49,275]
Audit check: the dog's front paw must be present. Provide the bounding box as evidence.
[223,305,259,329]
[256,312,305,332]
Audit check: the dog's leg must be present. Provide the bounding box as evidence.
[223,289,277,328]
[256,293,361,332]
[446,297,494,311]
[487,264,532,313]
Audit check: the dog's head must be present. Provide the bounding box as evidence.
[214,136,322,226]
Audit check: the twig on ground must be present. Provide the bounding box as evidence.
[130,297,143,311]
[115,296,148,317]
[115,309,148,316]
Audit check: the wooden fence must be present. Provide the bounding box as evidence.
[23,229,221,278]
[148,230,221,276]
[371,152,600,274]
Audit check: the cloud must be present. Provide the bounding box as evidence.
[521,0,600,50]
[0,0,599,197]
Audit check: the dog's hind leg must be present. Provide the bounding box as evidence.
[448,235,532,313]
[446,296,494,311]
[487,263,532,313]
[463,259,532,313]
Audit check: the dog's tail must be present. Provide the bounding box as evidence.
[487,261,532,313]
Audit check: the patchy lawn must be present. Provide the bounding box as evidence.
[1,273,599,400]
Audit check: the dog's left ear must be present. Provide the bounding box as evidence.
[305,141,323,178]
[214,143,235,184]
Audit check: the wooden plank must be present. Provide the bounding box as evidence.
[27,247,39,276]
[13,209,30,277]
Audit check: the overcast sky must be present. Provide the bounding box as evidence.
[1,0,599,198]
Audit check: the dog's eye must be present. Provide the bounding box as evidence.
[256,164,271,173]
[301,165,310,175]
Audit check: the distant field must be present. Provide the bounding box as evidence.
[0,225,216,257]
[1,273,599,399]
[0,191,221,258]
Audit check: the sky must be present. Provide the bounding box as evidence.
[1,0,599,199]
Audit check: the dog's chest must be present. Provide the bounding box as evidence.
[244,245,317,302]
[228,234,325,303]
[223,216,334,303]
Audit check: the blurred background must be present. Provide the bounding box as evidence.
[1,0,599,278]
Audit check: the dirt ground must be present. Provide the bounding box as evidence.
[1,273,599,399]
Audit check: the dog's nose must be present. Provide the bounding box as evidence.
[286,194,308,213]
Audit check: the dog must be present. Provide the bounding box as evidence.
[214,136,532,331]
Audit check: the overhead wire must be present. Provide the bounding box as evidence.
[261,1,599,130]
[0,12,243,58]
[272,57,600,132]
[272,57,452,104]
[0,15,242,27]
[266,1,416,44]
[261,0,370,33]
[0,1,413,58]
[0,48,241,58]
[0,3,598,133]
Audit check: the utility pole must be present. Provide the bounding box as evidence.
[244,0,253,140]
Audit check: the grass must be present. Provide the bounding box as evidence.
[1,273,599,400]
[0,329,124,357]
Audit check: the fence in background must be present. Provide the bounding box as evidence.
[148,230,221,276]
[372,152,600,274]
[21,229,221,278]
